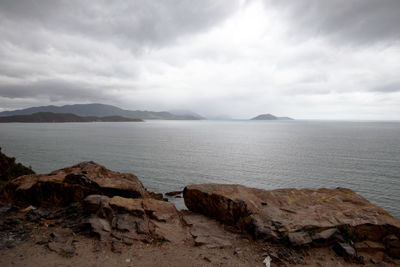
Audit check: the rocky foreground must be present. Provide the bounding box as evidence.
[0,162,399,266]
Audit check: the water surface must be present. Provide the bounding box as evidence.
[0,120,399,217]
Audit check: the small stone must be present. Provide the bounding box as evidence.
[234,248,242,256]
[203,256,211,262]
[333,242,356,260]
[111,240,122,253]
[5,240,16,249]
[194,236,232,248]
[47,242,75,257]
[92,242,101,252]
[21,205,36,212]
[165,191,182,197]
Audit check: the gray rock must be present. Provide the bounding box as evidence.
[112,214,136,232]
[47,242,75,257]
[312,228,338,241]
[333,242,356,260]
[83,216,111,240]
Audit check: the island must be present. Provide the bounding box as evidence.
[0,112,143,123]
[251,113,293,120]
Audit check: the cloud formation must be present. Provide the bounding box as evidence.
[266,0,400,45]
[0,0,399,119]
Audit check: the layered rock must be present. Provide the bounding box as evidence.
[82,194,190,246]
[2,161,148,206]
[183,184,400,249]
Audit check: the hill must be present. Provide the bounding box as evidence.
[251,114,293,120]
[0,112,143,123]
[0,103,202,120]
[168,109,205,119]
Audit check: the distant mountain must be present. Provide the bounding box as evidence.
[0,103,202,120]
[168,109,205,119]
[251,114,293,120]
[0,112,143,123]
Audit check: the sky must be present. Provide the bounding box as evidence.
[0,0,400,120]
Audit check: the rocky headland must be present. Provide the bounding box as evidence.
[0,161,399,266]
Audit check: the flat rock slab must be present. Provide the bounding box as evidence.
[183,184,400,243]
[182,211,234,248]
[3,161,148,206]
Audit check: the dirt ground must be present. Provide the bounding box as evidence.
[1,224,397,267]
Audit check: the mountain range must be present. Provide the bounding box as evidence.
[0,112,143,123]
[0,103,203,120]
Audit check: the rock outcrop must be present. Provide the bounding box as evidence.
[183,184,400,253]
[82,194,190,245]
[2,161,148,206]
[1,161,400,265]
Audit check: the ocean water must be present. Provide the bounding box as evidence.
[0,120,399,218]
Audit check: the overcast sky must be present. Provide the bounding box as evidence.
[0,0,399,119]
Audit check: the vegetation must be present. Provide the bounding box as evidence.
[337,225,366,244]
[0,148,35,191]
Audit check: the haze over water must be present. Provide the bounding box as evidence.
[0,120,399,218]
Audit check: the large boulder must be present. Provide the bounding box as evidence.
[183,184,400,244]
[2,161,148,206]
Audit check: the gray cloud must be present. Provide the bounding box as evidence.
[371,82,400,93]
[0,79,111,102]
[0,0,399,120]
[266,0,400,45]
[0,0,240,52]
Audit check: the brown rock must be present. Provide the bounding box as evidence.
[112,214,137,232]
[3,161,148,207]
[383,234,400,259]
[48,242,75,257]
[354,240,385,253]
[312,228,338,241]
[183,211,233,248]
[384,234,400,248]
[142,198,180,223]
[194,235,232,248]
[183,184,400,243]
[288,232,312,246]
[108,196,145,216]
[165,191,182,197]
[83,194,188,244]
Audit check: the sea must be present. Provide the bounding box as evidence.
[0,120,399,218]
